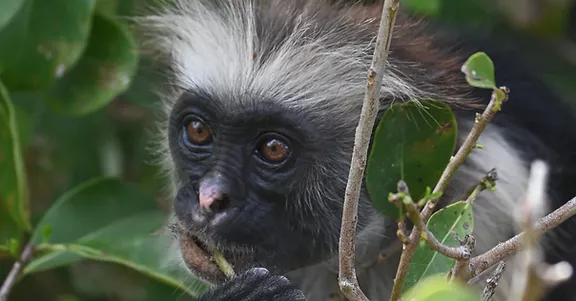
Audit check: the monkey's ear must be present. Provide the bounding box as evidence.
[197,268,307,301]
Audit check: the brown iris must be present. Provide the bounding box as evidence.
[261,138,290,163]
[186,120,211,145]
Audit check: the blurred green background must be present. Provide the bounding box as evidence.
[1,0,575,300]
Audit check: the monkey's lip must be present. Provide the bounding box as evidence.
[178,232,227,283]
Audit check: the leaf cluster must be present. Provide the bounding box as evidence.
[362,52,510,300]
[0,1,207,300]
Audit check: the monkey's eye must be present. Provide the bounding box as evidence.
[258,138,290,163]
[185,120,212,145]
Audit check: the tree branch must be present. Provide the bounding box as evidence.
[481,261,506,301]
[338,0,401,300]
[0,242,34,301]
[450,234,476,281]
[389,86,507,300]
[468,195,576,281]
[421,87,509,222]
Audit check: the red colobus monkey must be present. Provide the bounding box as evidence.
[138,0,576,300]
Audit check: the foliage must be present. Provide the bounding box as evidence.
[364,41,509,298]
[402,274,479,301]
[0,0,202,300]
[0,0,575,300]
[403,201,474,292]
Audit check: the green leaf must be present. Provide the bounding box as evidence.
[0,0,96,90]
[68,259,196,301]
[41,225,53,243]
[403,0,441,16]
[403,201,474,293]
[95,0,118,16]
[41,13,138,115]
[0,80,31,242]
[30,177,160,244]
[402,274,479,301]
[24,250,84,273]
[0,0,25,31]
[11,98,38,147]
[366,99,458,218]
[461,52,497,89]
[26,212,207,297]
[25,178,205,297]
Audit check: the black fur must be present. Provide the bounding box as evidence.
[152,1,576,300]
[197,268,306,301]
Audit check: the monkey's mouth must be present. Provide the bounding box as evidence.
[178,232,228,283]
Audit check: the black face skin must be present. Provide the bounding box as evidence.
[168,90,364,280]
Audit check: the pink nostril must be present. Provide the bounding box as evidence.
[197,170,234,213]
[199,183,230,212]
[199,186,218,209]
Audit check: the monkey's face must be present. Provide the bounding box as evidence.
[167,91,364,283]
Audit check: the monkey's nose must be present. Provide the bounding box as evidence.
[198,171,232,213]
[199,186,230,212]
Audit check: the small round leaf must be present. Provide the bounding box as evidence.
[461,52,497,89]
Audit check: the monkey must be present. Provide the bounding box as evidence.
[136,0,576,300]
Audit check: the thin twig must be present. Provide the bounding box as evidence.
[396,221,410,244]
[389,87,508,300]
[389,243,417,301]
[449,170,497,281]
[421,87,509,222]
[481,261,506,301]
[463,169,498,204]
[338,0,400,300]
[0,242,34,301]
[468,195,576,280]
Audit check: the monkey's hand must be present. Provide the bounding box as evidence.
[197,267,307,301]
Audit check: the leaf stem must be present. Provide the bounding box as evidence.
[212,249,236,279]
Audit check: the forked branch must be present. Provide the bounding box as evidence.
[389,86,509,301]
